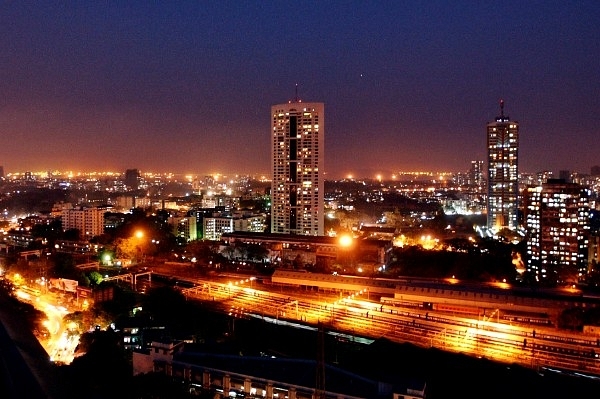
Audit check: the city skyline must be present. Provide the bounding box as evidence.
[1,2,599,179]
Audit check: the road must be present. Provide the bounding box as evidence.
[0,290,65,399]
[13,285,81,366]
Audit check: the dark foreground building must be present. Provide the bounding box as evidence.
[133,340,427,399]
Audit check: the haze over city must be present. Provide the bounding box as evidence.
[1,1,598,178]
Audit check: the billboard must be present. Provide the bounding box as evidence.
[49,278,79,293]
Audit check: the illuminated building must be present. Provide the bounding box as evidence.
[271,97,324,236]
[525,179,590,283]
[486,100,519,232]
[204,214,267,241]
[62,206,108,238]
[169,216,197,242]
[204,217,234,241]
[468,160,485,192]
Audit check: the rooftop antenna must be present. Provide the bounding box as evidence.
[499,99,505,118]
[294,83,301,103]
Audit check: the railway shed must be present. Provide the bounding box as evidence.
[271,271,600,323]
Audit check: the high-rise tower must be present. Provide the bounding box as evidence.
[487,100,519,232]
[271,96,324,236]
[525,179,590,283]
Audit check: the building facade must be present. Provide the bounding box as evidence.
[271,101,324,236]
[203,213,266,241]
[525,179,590,283]
[124,168,142,191]
[169,216,198,243]
[204,217,234,241]
[487,100,519,232]
[468,160,485,191]
[62,206,108,238]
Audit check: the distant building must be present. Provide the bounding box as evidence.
[104,212,126,231]
[53,240,99,255]
[234,214,267,233]
[525,179,591,283]
[468,160,484,191]
[189,208,224,240]
[487,100,519,232]
[204,217,234,241]
[114,195,152,211]
[124,169,141,190]
[169,216,197,242]
[588,235,600,277]
[201,195,238,210]
[271,98,324,236]
[535,170,553,185]
[62,206,108,238]
[2,230,37,248]
[118,319,168,351]
[203,212,266,241]
[221,232,392,270]
[559,170,571,182]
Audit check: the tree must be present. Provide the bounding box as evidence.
[63,228,81,241]
[63,329,132,396]
[141,286,188,327]
[87,271,104,286]
[50,252,78,280]
[246,243,269,262]
[292,254,304,269]
[186,240,221,262]
[114,237,142,261]
[222,245,235,261]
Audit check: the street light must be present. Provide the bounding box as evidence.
[339,235,353,248]
[338,235,354,273]
[133,230,146,264]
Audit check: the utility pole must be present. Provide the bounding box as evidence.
[315,322,326,399]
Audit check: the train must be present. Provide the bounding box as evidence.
[500,313,553,326]
[380,297,481,316]
[380,296,555,326]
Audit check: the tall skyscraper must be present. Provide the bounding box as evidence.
[486,100,519,232]
[271,98,324,236]
[525,179,590,283]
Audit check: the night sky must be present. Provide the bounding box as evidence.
[1,1,598,179]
